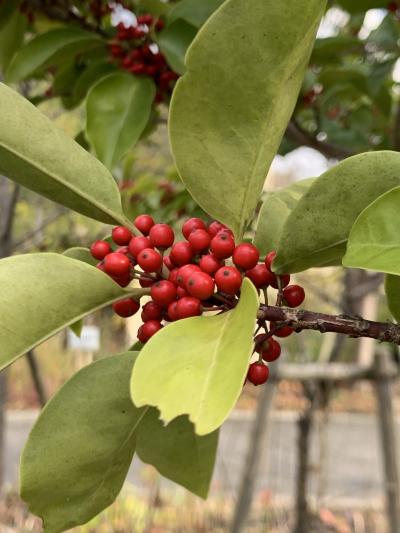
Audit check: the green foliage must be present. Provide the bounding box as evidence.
[169,0,326,239]
[273,152,400,274]
[63,247,97,266]
[385,275,400,323]
[131,279,259,435]
[336,1,390,15]
[21,353,218,532]
[0,9,27,71]
[0,254,145,370]
[158,20,197,75]
[0,0,21,30]
[343,186,400,274]
[254,178,315,255]
[6,27,103,83]
[169,0,225,27]
[86,73,156,169]
[0,83,129,227]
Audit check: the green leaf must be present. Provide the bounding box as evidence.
[21,352,143,533]
[0,0,20,31]
[63,246,97,266]
[22,352,219,531]
[69,319,84,338]
[72,61,117,104]
[254,178,315,255]
[86,73,156,169]
[343,186,400,274]
[169,0,326,239]
[385,275,400,323]
[136,411,218,498]
[337,0,390,14]
[169,0,225,27]
[6,27,102,83]
[158,20,197,75]
[0,83,129,227]
[0,9,28,72]
[0,253,145,370]
[273,152,400,274]
[131,278,259,435]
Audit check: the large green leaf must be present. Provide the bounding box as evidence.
[6,27,102,83]
[158,20,197,75]
[22,352,219,532]
[0,9,28,71]
[254,178,315,255]
[21,352,143,533]
[169,0,225,27]
[86,73,156,169]
[0,254,145,370]
[273,152,400,274]
[136,410,218,498]
[0,83,129,227]
[169,0,326,239]
[343,186,400,274]
[385,275,400,323]
[131,278,259,435]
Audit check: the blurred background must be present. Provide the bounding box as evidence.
[1,1,400,532]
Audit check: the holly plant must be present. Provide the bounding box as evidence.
[3,1,400,532]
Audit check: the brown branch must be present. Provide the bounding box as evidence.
[258,305,400,345]
[285,121,354,160]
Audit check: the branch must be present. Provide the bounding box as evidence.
[258,305,400,345]
[285,121,354,160]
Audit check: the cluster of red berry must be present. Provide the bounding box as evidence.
[90,216,305,386]
[109,14,178,103]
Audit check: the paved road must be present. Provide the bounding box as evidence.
[4,410,390,505]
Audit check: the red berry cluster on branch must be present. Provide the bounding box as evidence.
[90,216,305,385]
[109,14,178,103]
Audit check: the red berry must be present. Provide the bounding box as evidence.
[188,229,211,253]
[283,285,305,308]
[254,334,270,353]
[149,224,174,249]
[210,233,235,259]
[141,301,163,321]
[182,218,207,239]
[163,255,174,270]
[264,251,277,272]
[270,274,290,289]
[170,241,193,266]
[168,268,179,285]
[261,339,281,362]
[246,264,274,288]
[115,246,129,255]
[134,214,154,235]
[199,254,224,275]
[274,326,294,338]
[215,266,242,294]
[155,19,165,31]
[208,221,226,238]
[104,252,131,276]
[129,236,152,258]
[111,272,131,287]
[176,264,201,287]
[138,320,162,343]
[137,14,153,25]
[186,272,215,300]
[112,298,140,318]
[151,280,177,306]
[90,240,111,260]
[112,226,132,246]
[167,301,179,321]
[388,2,398,12]
[176,296,202,319]
[177,286,188,298]
[233,243,260,270]
[137,248,162,272]
[247,363,269,386]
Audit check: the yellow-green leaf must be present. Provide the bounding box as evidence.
[169,0,326,239]
[131,278,259,435]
